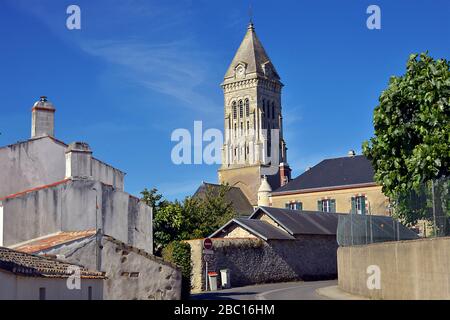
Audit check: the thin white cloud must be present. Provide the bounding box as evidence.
[7,0,219,113]
[80,38,218,112]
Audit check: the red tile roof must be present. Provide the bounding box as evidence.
[13,230,96,254]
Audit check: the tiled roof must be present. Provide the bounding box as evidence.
[251,207,341,236]
[273,155,376,194]
[0,246,105,279]
[210,218,295,240]
[12,230,96,254]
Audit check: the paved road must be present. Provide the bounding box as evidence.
[191,280,337,300]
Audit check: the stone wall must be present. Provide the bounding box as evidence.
[1,179,152,253]
[338,237,450,299]
[188,236,338,292]
[41,235,181,300]
[0,137,66,199]
[0,137,125,200]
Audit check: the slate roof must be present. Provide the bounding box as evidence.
[193,182,254,216]
[210,218,295,240]
[223,23,280,81]
[0,246,105,279]
[273,155,376,194]
[251,207,340,236]
[12,230,96,254]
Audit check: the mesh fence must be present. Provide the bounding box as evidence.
[337,177,450,246]
[337,214,419,246]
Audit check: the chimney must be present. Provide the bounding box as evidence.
[31,96,55,138]
[65,142,93,179]
[279,162,292,187]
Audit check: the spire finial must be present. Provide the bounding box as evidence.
[248,3,254,29]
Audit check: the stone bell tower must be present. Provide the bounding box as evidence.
[218,23,290,205]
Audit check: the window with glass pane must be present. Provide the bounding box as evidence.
[355,196,366,215]
[319,199,336,213]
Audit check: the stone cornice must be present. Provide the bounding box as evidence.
[222,78,283,94]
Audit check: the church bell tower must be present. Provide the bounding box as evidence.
[218,23,290,205]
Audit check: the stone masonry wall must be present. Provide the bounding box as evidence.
[42,235,181,300]
[188,236,337,292]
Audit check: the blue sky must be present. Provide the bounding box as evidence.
[0,0,448,200]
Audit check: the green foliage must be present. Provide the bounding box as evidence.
[395,178,450,233]
[162,241,192,299]
[363,53,450,222]
[141,185,237,255]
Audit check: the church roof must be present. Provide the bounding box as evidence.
[223,23,280,82]
[193,182,254,216]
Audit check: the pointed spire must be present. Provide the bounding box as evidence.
[223,23,280,82]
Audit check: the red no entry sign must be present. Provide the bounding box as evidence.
[203,238,213,250]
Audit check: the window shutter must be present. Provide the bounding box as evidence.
[285,203,289,209]
[351,197,356,214]
[298,202,303,211]
[361,197,366,215]
[330,199,336,213]
[317,200,323,212]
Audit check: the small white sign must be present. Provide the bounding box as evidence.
[203,249,214,255]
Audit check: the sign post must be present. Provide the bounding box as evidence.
[203,238,214,291]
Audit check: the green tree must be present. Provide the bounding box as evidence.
[363,52,450,224]
[141,185,236,255]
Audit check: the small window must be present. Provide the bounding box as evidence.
[318,199,336,213]
[232,101,237,119]
[234,124,237,137]
[352,196,366,215]
[245,99,250,117]
[239,100,243,118]
[39,287,46,300]
[286,202,302,210]
[247,121,250,131]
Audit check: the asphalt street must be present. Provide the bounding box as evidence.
[191,280,337,300]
